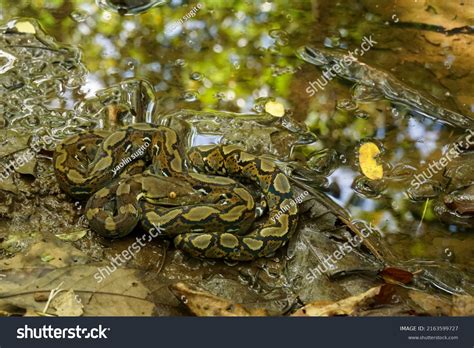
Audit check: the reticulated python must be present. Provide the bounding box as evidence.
[53,123,299,261]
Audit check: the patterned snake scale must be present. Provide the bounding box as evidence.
[53,123,299,261]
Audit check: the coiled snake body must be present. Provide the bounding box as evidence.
[53,123,298,260]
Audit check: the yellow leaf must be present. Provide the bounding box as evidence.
[265,101,285,117]
[15,21,36,34]
[359,142,383,180]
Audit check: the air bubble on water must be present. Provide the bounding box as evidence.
[307,148,339,176]
[0,18,95,142]
[70,10,89,23]
[391,107,400,117]
[253,97,273,113]
[213,44,223,53]
[338,28,348,38]
[391,294,401,304]
[237,38,248,47]
[352,84,383,102]
[26,115,40,126]
[190,72,203,81]
[352,175,385,199]
[336,99,357,111]
[269,29,289,46]
[125,58,137,70]
[182,90,198,102]
[354,110,370,119]
[174,58,186,67]
[214,92,226,101]
[443,248,455,262]
[323,36,340,48]
[271,65,296,77]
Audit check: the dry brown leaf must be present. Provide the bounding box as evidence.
[359,142,383,180]
[0,266,155,317]
[408,291,474,316]
[380,267,414,284]
[292,286,382,316]
[170,282,268,317]
[408,290,452,316]
[451,295,474,316]
[51,290,84,317]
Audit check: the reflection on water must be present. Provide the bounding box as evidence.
[1,0,473,274]
[96,0,166,15]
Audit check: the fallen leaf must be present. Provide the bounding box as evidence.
[265,101,285,117]
[170,282,267,317]
[0,303,27,317]
[0,266,155,317]
[451,295,474,316]
[373,284,398,305]
[51,290,84,317]
[292,286,382,316]
[15,155,36,176]
[40,254,55,263]
[0,176,18,193]
[15,21,36,34]
[359,142,383,180]
[55,229,88,242]
[408,291,452,316]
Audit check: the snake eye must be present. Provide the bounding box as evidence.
[169,191,177,199]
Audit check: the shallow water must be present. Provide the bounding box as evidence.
[0,0,473,314]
